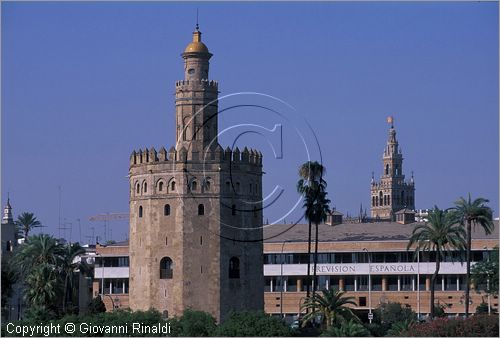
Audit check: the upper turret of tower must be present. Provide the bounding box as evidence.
[181,26,212,81]
[2,198,13,225]
[384,116,401,158]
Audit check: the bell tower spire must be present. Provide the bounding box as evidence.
[370,117,415,220]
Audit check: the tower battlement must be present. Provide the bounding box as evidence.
[175,79,218,89]
[130,146,262,167]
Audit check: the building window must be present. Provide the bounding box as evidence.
[159,181,164,192]
[160,257,173,279]
[6,240,12,252]
[229,257,240,279]
[204,179,211,192]
[136,183,140,194]
[232,204,236,216]
[164,204,170,216]
[385,164,389,175]
[191,181,197,191]
[171,181,176,191]
[359,297,367,307]
[226,181,230,192]
[143,182,147,193]
[165,237,168,246]
[139,206,143,218]
[198,204,204,215]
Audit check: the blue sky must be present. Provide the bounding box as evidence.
[2,1,498,242]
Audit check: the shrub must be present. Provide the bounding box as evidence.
[177,309,216,336]
[321,319,370,337]
[215,311,292,336]
[87,295,106,314]
[367,302,416,336]
[400,314,499,337]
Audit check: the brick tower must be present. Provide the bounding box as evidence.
[370,117,415,219]
[128,26,264,322]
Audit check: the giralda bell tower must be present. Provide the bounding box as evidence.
[128,25,264,322]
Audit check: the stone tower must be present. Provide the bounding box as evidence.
[1,198,17,254]
[370,117,415,219]
[128,26,264,322]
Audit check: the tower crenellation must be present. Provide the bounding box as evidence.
[128,25,264,321]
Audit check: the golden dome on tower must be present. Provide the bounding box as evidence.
[183,26,210,54]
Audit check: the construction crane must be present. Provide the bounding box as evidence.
[88,213,129,243]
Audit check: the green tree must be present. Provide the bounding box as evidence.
[1,258,17,319]
[15,212,41,240]
[454,194,494,317]
[321,319,370,337]
[407,206,466,318]
[297,161,330,298]
[177,309,216,336]
[88,296,106,315]
[386,319,415,337]
[215,311,291,337]
[471,246,499,296]
[60,242,90,313]
[24,263,61,310]
[300,289,358,330]
[13,234,63,273]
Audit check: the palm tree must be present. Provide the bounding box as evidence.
[321,319,370,337]
[454,194,494,317]
[24,263,60,308]
[60,243,90,313]
[297,161,330,298]
[300,289,358,330]
[407,206,466,318]
[13,234,63,274]
[15,212,41,240]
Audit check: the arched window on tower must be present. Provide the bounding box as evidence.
[171,181,176,192]
[372,196,376,207]
[143,182,148,193]
[139,206,143,218]
[191,181,197,192]
[198,204,204,216]
[160,257,173,279]
[379,191,383,206]
[385,164,389,175]
[225,181,231,193]
[375,196,379,207]
[229,257,240,279]
[232,204,236,216]
[395,165,399,176]
[164,204,170,216]
[136,183,140,194]
[158,181,164,192]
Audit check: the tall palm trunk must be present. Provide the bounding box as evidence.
[465,220,472,317]
[306,219,312,299]
[62,277,68,312]
[313,222,319,298]
[430,250,441,319]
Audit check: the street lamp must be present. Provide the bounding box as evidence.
[417,246,420,321]
[484,246,491,315]
[363,248,372,324]
[280,240,290,319]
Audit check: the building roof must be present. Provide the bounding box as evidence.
[263,220,499,243]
